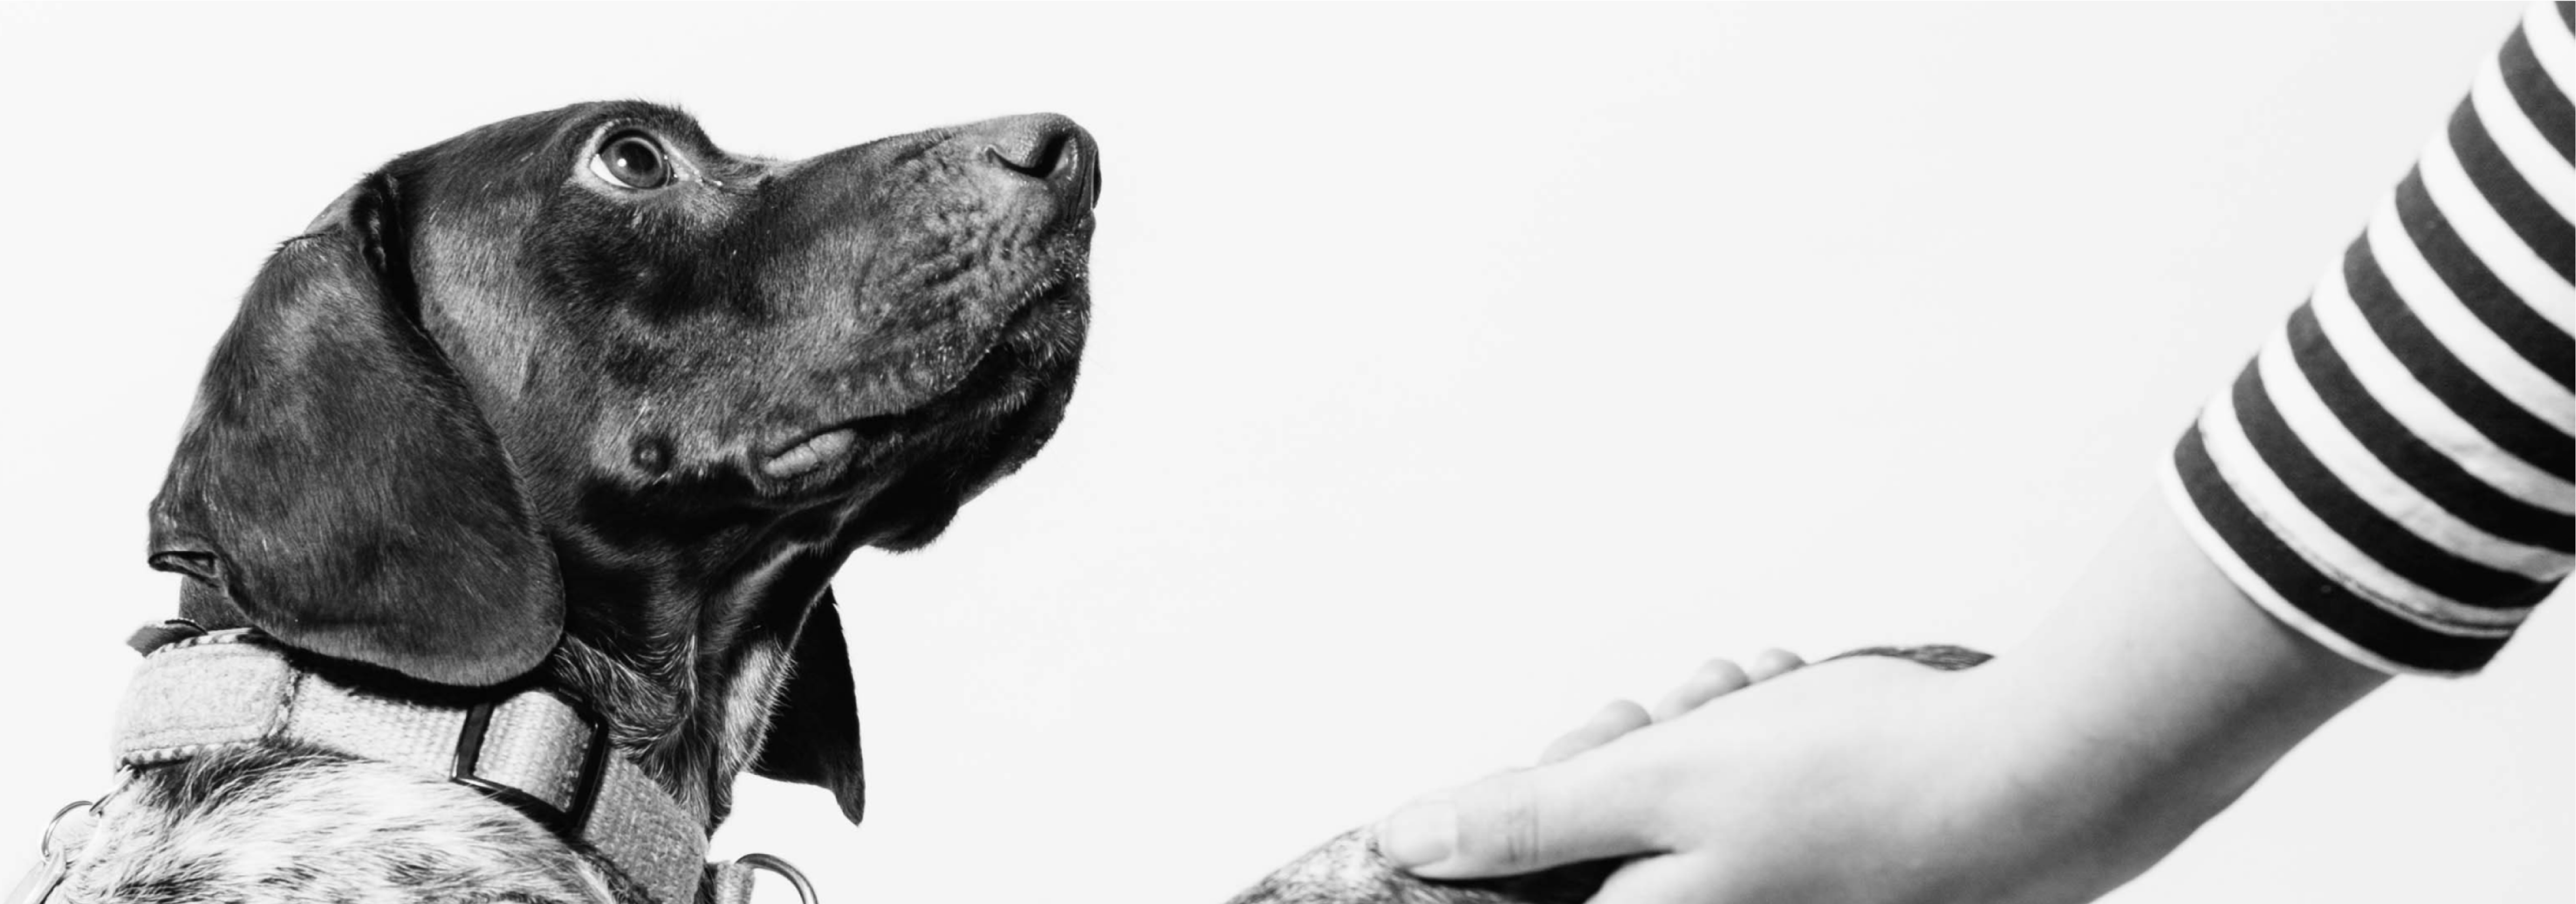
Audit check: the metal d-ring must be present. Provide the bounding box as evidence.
[8,801,94,904]
[37,802,91,859]
[734,853,817,904]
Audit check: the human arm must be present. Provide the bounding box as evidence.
[1374,493,2388,904]
[1377,4,2573,901]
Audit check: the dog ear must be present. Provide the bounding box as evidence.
[146,174,564,687]
[752,589,866,825]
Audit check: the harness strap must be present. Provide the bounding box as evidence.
[705,861,759,904]
[109,629,707,904]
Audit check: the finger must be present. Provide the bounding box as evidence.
[1538,699,1653,764]
[1585,854,1723,904]
[1650,658,1750,722]
[1378,748,1666,879]
[1742,648,1806,682]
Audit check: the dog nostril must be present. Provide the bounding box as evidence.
[985,131,1071,179]
[970,114,1098,208]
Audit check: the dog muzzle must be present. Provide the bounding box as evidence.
[9,623,814,904]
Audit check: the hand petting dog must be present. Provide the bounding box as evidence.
[1225,646,1988,904]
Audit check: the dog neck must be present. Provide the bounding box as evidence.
[544,537,854,828]
[172,536,846,831]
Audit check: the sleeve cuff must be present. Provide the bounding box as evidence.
[2164,427,2512,677]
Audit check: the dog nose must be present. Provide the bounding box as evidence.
[971,113,1100,209]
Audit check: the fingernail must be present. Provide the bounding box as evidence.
[1377,800,1456,869]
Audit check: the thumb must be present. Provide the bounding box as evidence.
[1376,753,1665,880]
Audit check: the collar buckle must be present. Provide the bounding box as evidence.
[448,698,612,839]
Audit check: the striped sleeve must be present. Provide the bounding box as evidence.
[2166,1,2576,676]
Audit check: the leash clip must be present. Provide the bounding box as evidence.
[734,853,817,904]
[6,801,95,904]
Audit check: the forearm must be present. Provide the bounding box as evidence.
[1368,492,2409,904]
[1953,5,2576,882]
[1374,11,2570,904]
[1943,493,2389,900]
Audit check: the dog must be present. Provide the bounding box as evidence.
[37,101,1097,903]
[1222,646,1992,904]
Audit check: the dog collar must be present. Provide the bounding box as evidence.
[104,623,710,904]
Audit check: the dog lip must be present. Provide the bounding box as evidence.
[752,274,1075,491]
[756,409,908,482]
[760,427,857,479]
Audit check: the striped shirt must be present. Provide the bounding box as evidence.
[2168,1,2575,676]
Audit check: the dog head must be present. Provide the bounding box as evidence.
[146,101,1097,823]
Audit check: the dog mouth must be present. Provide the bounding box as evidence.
[762,428,858,480]
[756,275,1077,486]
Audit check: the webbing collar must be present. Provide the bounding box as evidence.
[108,623,709,904]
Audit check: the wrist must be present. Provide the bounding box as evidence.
[1922,489,2391,902]
[1931,661,2243,904]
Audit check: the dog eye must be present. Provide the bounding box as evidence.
[591,132,671,189]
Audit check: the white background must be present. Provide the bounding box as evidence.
[1,4,2567,902]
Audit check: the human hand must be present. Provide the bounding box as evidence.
[1370,496,2399,904]
[1372,653,2190,904]
[1528,648,1810,767]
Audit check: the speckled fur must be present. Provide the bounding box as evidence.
[61,747,616,904]
[1226,829,1618,904]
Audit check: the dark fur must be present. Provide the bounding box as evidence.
[130,99,1096,884]
[1226,646,1993,904]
